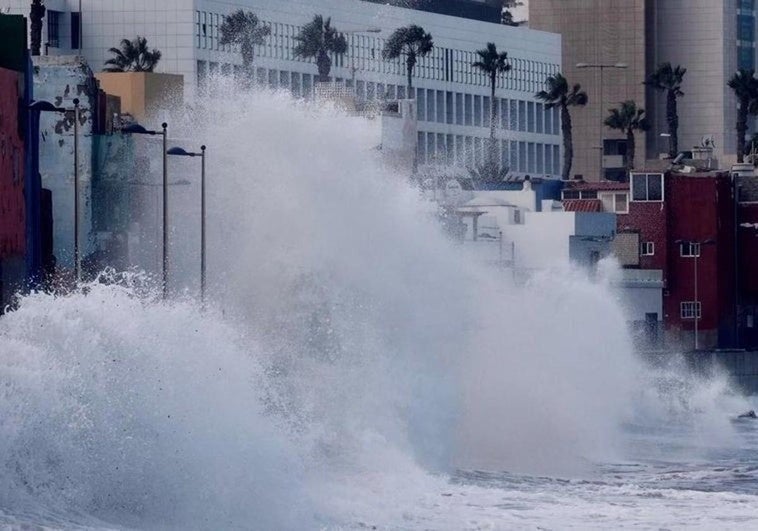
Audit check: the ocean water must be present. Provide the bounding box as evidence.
[1,88,757,530]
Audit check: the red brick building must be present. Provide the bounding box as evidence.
[0,66,26,308]
[563,170,748,350]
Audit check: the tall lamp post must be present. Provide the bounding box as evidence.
[167,145,207,305]
[675,238,716,350]
[28,98,81,281]
[576,62,628,179]
[121,122,169,298]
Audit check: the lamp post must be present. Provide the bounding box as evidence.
[28,98,81,281]
[675,238,716,350]
[576,62,628,178]
[121,122,169,298]
[167,145,207,306]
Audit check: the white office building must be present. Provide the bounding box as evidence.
[5,0,562,177]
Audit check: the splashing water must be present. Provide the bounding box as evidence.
[1,86,757,529]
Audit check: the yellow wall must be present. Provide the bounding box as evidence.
[95,72,184,126]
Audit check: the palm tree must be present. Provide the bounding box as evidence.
[645,62,686,158]
[728,69,758,163]
[472,42,511,164]
[294,15,347,82]
[30,0,45,56]
[604,100,651,172]
[103,36,162,72]
[535,73,588,180]
[219,10,270,78]
[382,24,433,95]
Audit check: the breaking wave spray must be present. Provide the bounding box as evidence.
[0,86,645,528]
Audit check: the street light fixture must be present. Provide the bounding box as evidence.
[121,121,169,298]
[576,62,628,179]
[167,145,207,306]
[28,98,81,281]
[675,238,716,350]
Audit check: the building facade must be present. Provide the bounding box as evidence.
[530,0,750,180]
[4,0,563,179]
[0,14,28,310]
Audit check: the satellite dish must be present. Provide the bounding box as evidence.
[701,134,715,148]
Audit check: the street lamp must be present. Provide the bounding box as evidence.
[121,121,169,298]
[29,98,81,281]
[576,62,628,179]
[167,145,207,306]
[675,238,716,350]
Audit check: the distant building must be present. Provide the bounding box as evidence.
[4,0,562,180]
[530,0,749,180]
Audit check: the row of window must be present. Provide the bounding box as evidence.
[415,90,559,134]
[194,11,559,94]
[417,132,561,175]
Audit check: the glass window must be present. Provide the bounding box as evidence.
[739,46,755,70]
[536,144,544,173]
[680,242,701,257]
[536,103,544,134]
[456,93,464,125]
[615,193,628,213]
[427,133,435,162]
[456,135,464,165]
[465,94,473,126]
[640,242,655,256]
[510,100,518,130]
[544,104,552,134]
[71,12,80,49]
[47,10,61,47]
[553,145,560,175]
[417,89,425,120]
[446,92,454,124]
[528,142,536,173]
[418,132,426,165]
[501,99,509,130]
[527,102,535,133]
[739,14,755,41]
[483,96,491,128]
[437,90,445,123]
[631,173,664,201]
[680,301,702,319]
[518,101,526,131]
[518,142,527,172]
[426,89,435,121]
[474,96,482,127]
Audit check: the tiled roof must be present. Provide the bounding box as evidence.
[562,199,603,212]
[564,181,629,191]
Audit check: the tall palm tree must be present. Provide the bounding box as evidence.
[604,100,651,172]
[103,36,162,72]
[472,42,511,164]
[728,69,758,163]
[535,73,588,180]
[645,62,686,158]
[294,15,347,82]
[30,0,45,56]
[219,9,270,78]
[382,24,433,95]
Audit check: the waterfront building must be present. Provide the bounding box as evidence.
[4,0,562,179]
[530,0,751,180]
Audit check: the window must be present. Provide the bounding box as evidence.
[71,12,80,49]
[680,242,701,257]
[640,242,655,256]
[680,301,701,319]
[631,173,663,201]
[614,193,628,213]
[47,10,61,48]
[563,190,580,199]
